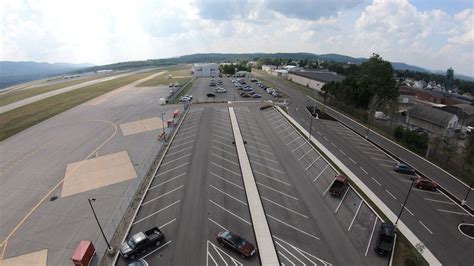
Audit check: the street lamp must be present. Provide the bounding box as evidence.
[88,198,114,254]
[395,180,415,225]
[307,90,318,140]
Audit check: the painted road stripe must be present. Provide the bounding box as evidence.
[208,217,228,231]
[266,214,320,240]
[292,142,306,153]
[211,172,244,189]
[359,166,368,174]
[257,182,298,200]
[212,139,235,150]
[142,185,184,205]
[149,173,186,190]
[335,188,350,213]
[385,189,398,200]
[348,201,363,231]
[418,221,434,235]
[437,209,469,216]
[246,145,274,155]
[305,156,321,172]
[286,136,301,146]
[424,198,455,205]
[133,200,180,225]
[156,163,189,176]
[209,199,252,225]
[212,146,237,157]
[247,151,278,164]
[261,196,308,218]
[166,146,193,157]
[365,218,378,256]
[212,153,239,166]
[210,185,247,206]
[253,170,291,186]
[371,177,382,186]
[348,157,357,164]
[313,165,329,182]
[251,161,284,174]
[161,153,192,166]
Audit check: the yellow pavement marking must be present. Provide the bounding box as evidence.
[119,117,164,136]
[0,120,117,259]
[0,249,47,266]
[61,150,137,197]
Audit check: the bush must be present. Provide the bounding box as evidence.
[392,126,428,155]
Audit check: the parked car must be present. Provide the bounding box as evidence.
[329,175,349,197]
[120,227,165,259]
[215,88,226,93]
[179,96,191,102]
[394,163,416,175]
[243,87,253,91]
[252,93,262,98]
[128,258,148,266]
[414,178,438,191]
[184,94,193,100]
[240,93,251,98]
[266,88,275,94]
[207,93,216,97]
[374,223,396,256]
[217,231,256,258]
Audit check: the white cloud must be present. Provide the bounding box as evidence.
[0,0,472,76]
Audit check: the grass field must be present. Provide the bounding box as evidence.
[137,68,192,87]
[0,71,158,141]
[0,76,109,107]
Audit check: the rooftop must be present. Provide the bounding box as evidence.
[291,71,345,83]
[408,104,457,127]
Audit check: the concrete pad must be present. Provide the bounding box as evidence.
[120,117,163,136]
[61,151,137,197]
[0,249,47,266]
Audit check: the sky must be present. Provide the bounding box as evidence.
[1,0,473,76]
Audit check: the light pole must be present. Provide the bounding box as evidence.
[395,180,415,225]
[308,90,318,140]
[88,198,114,254]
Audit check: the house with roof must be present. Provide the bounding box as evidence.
[437,103,474,126]
[287,70,345,92]
[407,104,458,136]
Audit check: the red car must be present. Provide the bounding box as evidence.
[414,178,438,191]
[216,231,256,258]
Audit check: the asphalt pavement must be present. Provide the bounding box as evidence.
[253,70,474,265]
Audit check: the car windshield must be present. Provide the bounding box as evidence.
[127,239,136,249]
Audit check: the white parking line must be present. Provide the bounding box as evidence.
[211,162,241,176]
[142,185,184,205]
[331,142,337,148]
[277,126,292,135]
[247,151,278,164]
[213,124,233,133]
[274,122,288,130]
[323,179,335,196]
[245,138,271,148]
[305,156,321,171]
[214,128,233,138]
[286,137,301,146]
[141,240,172,259]
[275,242,304,265]
[357,146,379,151]
[161,153,192,166]
[316,131,322,136]
[282,130,297,139]
[212,153,239,166]
[323,136,329,141]
[149,173,186,190]
[271,118,284,125]
[160,218,177,229]
[313,165,329,182]
[261,196,308,218]
[156,163,190,176]
[437,209,469,216]
[292,142,306,153]
[379,163,394,168]
[253,170,291,186]
[176,129,197,137]
[365,218,378,256]
[175,134,197,142]
[133,200,181,225]
[212,139,236,150]
[257,182,299,200]
[179,124,198,132]
[169,140,195,149]
[359,166,368,174]
[371,177,382,186]
[348,157,357,164]
[419,220,434,235]
[212,145,237,157]
[278,251,295,266]
[210,184,247,206]
[266,214,320,240]
[251,161,284,174]
[211,172,244,189]
[166,146,193,157]
[246,145,274,155]
[348,201,363,231]
[208,217,228,231]
[385,189,397,200]
[335,188,350,213]
[298,149,312,161]
[239,127,264,137]
[209,199,252,225]
[424,198,455,205]
[413,188,440,194]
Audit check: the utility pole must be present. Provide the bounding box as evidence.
[395,180,415,225]
[161,112,166,141]
[88,198,114,254]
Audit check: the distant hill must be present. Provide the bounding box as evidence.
[0,61,93,89]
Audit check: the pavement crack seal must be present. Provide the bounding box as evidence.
[0,120,117,260]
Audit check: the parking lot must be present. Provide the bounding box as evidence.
[188,77,281,103]
[117,104,393,265]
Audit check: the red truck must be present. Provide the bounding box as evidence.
[329,175,349,197]
[71,240,95,266]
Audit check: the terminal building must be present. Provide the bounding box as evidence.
[288,70,345,92]
[192,63,219,77]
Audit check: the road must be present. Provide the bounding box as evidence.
[117,103,389,265]
[253,70,474,265]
